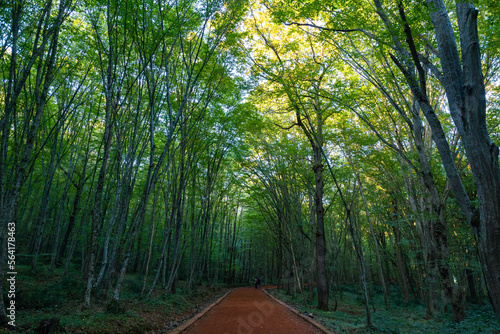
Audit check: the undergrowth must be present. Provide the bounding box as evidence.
[1,263,228,334]
[268,285,500,334]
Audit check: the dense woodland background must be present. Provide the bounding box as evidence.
[1,0,500,332]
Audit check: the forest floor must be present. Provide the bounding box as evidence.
[267,286,500,334]
[3,263,231,334]
[4,263,500,334]
[177,287,329,334]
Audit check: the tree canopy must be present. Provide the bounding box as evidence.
[1,0,500,331]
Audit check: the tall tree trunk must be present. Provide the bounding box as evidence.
[322,149,372,326]
[384,0,500,321]
[277,210,284,290]
[348,153,390,310]
[141,191,158,297]
[428,1,500,321]
[0,0,70,322]
[312,141,329,311]
[59,129,92,260]
[391,199,410,303]
[359,174,389,310]
[50,147,74,270]
[31,126,61,269]
[165,128,188,293]
[465,268,478,303]
[412,104,464,321]
[84,107,114,307]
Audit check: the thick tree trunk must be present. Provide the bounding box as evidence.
[465,268,478,303]
[313,138,329,311]
[411,105,465,321]
[425,1,500,321]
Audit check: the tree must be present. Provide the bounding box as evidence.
[0,0,73,323]
[262,0,500,323]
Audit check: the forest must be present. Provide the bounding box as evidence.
[1,0,500,333]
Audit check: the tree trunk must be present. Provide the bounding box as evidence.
[322,150,371,326]
[465,268,478,303]
[84,107,114,307]
[0,0,70,322]
[351,158,390,310]
[50,156,72,270]
[31,126,61,269]
[413,0,500,321]
[313,141,329,310]
[141,192,158,297]
[391,200,410,303]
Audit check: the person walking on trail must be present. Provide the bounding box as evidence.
[254,277,261,289]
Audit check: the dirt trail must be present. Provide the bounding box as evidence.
[178,287,325,334]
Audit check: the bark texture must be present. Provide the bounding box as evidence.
[425,0,500,321]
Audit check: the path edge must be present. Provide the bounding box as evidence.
[168,289,233,334]
[262,288,336,334]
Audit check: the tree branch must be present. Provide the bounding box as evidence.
[273,122,300,130]
[397,1,427,96]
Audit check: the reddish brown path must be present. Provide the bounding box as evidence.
[180,287,324,334]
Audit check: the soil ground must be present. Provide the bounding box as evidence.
[178,287,325,334]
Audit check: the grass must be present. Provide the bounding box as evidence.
[2,263,229,334]
[267,285,500,334]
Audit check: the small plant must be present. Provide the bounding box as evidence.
[106,300,125,314]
